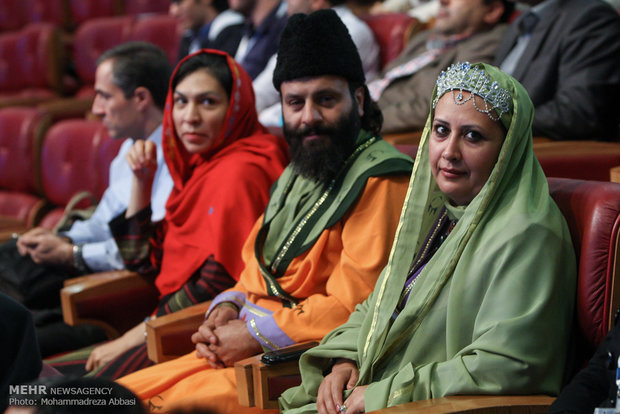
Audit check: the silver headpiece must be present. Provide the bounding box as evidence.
[433,62,512,122]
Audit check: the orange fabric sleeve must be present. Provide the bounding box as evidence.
[269,174,409,343]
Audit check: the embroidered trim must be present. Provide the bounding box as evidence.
[249,318,279,350]
[387,384,413,406]
[362,133,423,359]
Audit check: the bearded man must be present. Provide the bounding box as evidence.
[117,10,412,413]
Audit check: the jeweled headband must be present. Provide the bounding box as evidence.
[433,62,512,122]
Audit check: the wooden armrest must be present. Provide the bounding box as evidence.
[61,270,159,339]
[37,96,94,121]
[367,395,555,413]
[145,301,212,364]
[610,165,620,183]
[234,341,318,410]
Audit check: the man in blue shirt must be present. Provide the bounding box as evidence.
[0,42,174,357]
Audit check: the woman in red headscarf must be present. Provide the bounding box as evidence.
[48,49,289,379]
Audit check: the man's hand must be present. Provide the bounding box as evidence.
[317,359,360,414]
[191,304,239,368]
[17,228,73,267]
[209,319,262,367]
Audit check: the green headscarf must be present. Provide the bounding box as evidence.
[281,63,576,411]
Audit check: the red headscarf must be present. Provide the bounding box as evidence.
[155,49,288,296]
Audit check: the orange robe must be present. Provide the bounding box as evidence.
[118,175,410,413]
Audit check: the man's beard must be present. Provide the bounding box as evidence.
[283,107,361,183]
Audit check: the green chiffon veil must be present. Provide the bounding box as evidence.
[281,63,576,412]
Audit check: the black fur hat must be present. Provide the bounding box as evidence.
[272,9,365,91]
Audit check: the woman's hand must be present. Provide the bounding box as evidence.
[125,140,157,217]
[317,359,359,414]
[85,321,147,372]
[126,139,158,183]
[342,385,368,414]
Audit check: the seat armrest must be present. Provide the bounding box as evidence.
[610,165,620,183]
[366,395,555,413]
[61,270,159,339]
[37,96,94,121]
[234,341,318,409]
[145,301,212,364]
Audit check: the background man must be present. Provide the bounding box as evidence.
[494,0,620,141]
[372,0,513,137]
[170,0,244,60]
[254,0,381,125]
[231,0,288,79]
[0,42,174,357]
[118,10,412,413]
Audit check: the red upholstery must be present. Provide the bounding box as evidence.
[26,0,69,29]
[38,120,123,230]
[130,14,182,65]
[535,142,620,181]
[0,107,51,228]
[94,124,125,192]
[69,0,121,28]
[124,0,170,15]
[0,24,64,107]
[361,13,415,69]
[0,31,23,91]
[73,14,181,95]
[72,16,133,95]
[548,178,620,368]
[0,0,27,32]
[18,24,64,91]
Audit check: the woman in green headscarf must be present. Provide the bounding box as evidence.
[280,62,576,414]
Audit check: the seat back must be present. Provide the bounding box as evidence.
[69,0,122,28]
[73,14,181,96]
[0,107,52,229]
[535,142,620,182]
[72,16,133,96]
[130,14,181,65]
[548,178,620,369]
[0,23,64,100]
[25,0,70,30]
[18,24,65,93]
[38,119,124,229]
[0,32,23,92]
[0,0,27,32]
[124,0,170,15]
[361,13,416,69]
[0,107,50,195]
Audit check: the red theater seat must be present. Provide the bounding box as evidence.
[26,0,70,30]
[130,14,181,65]
[72,16,133,98]
[0,0,27,32]
[124,0,170,16]
[0,108,52,238]
[533,141,620,181]
[37,120,124,230]
[69,0,122,29]
[0,24,65,108]
[72,14,180,98]
[361,13,419,70]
